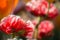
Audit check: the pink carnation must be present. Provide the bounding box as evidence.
[38,20,54,38]
[0,15,34,38]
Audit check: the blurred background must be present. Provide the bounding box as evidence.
[0,0,60,40]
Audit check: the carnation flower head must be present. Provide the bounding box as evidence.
[38,20,54,37]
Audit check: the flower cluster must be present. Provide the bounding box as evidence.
[26,0,58,18]
[0,0,57,39]
[0,15,34,38]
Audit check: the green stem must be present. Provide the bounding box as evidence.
[12,33,16,39]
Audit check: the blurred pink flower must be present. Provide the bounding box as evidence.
[38,20,54,38]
